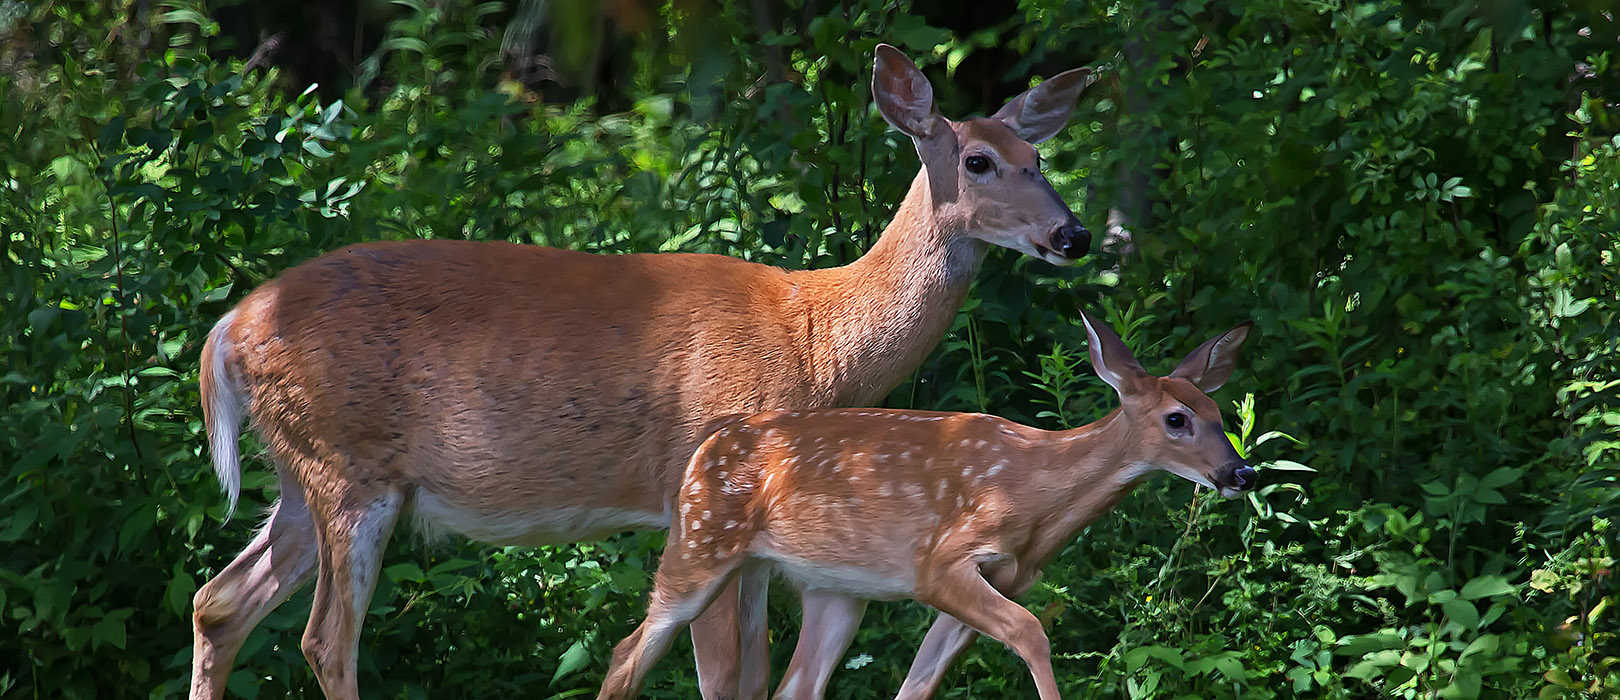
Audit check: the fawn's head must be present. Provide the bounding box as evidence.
[872,44,1092,266]
[1078,310,1257,498]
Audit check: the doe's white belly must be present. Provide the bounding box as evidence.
[410,490,670,546]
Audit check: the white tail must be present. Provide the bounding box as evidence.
[598,310,1255,700]
[187,45,1094,700]
[199,309,246,518]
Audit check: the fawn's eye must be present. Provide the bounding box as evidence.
[964,155,992,174]
[1165,413,1187,430]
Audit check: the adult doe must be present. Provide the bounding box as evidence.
[191,45,1094,700]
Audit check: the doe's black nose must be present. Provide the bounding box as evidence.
[1232,465,1257,489]
[1050,223,1091,259]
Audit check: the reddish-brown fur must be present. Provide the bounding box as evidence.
[190,45,1094,700]
[598,311,1256,700]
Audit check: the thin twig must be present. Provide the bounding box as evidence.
[106,185,144,466]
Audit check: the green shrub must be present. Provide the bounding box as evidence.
[1,0,1615,698]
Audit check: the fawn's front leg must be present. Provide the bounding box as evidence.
[773,589,869,700]
[918,562,1059,700]
[891,614,979,700]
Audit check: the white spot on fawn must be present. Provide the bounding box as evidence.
[904,483,925,503]
[724,520,738,530]
[877,482,893,497]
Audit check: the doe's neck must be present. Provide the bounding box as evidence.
[795,170,987,405]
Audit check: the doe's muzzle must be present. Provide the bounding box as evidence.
[1049,222,1091,260]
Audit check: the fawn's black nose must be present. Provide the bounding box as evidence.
[1050,223,1091,259]
[1232,465,1257,490]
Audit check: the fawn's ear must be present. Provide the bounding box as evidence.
[991,67,1092,144]
[872,44,945,140]
[1079,309,1149,395]
[1169,322,1254,392]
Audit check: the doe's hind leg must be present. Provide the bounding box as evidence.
[298,482,406,700]
[190,480,319,700]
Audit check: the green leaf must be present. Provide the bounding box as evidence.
[550,638,591,685]
[1439,670,1482,699]
[1477,467,1522,489]
[159,9,208,26]
[97,117,125,150]
[91,618,126,650]
[384,563,425,583]
[381,36,428,54]
[303,140,335,157]
[1443,598,1480,631]
[1459,634,1499,660]
[165,567,197,620]
[1124,645,1186,671]
[1345,649,1402,678]
[1336,630,1404,656]
[1253,430,1304,447]
[1459,575,1515,600]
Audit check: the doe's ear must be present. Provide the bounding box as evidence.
[872,44,944,140]
[1169,322,1254,392]
[991,67,1092,144]
[1079,308,1148,395]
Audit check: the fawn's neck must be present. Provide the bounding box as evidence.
[1019,410,1155,565]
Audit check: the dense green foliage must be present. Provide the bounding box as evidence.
[2,0,1617,698]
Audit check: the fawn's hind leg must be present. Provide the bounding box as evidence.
[599,546,746,700]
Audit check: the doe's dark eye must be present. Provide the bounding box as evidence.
[1165,413,1187,430]
[964,155,992,174]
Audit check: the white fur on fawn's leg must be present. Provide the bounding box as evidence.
[774,591,867,700]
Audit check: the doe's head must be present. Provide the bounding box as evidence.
[1078,309,1257,498]
[872,44,1093,265]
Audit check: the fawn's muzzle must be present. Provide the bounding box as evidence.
[1232,465,1257,490]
